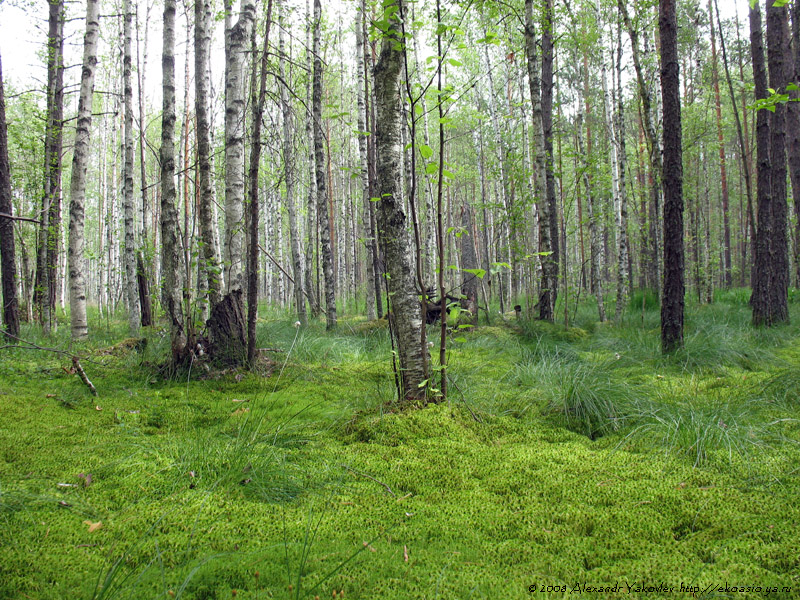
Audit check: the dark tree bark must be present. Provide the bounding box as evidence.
[542,0,559,316]
[0,53,20,340]
[313,0,336,329]
[766,0,790,322]
[659,0,685,352]
[374,0,429,403]
[750,0,789,326]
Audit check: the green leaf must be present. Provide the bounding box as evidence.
[419,144,434,159]
[453,337,467,343]
[448,58,462,67]
[463,268,486,279]
[425,162,438,175]
[442,169,454,179]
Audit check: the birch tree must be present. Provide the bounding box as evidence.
[313,0,336,329]
[160,0,186,365]
[279,0,306,325]
[67,0,101,340]
[373,0,429,402]
[123,0,141,334]
[224,0,255,294]
[0,53,19,340]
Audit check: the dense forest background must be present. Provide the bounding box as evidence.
[0,0,799,391]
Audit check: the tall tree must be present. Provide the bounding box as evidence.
[246,0,274,363]
[355,0,376,321]
[750,0,789,326]
[373,0,429,402]
[279,0,306,325]
[67,0,101,340]
[196,0,222,308]
[660,0,684,351]
[312,0,336,329]
[160,0,186,365]
[224,0,255,294]
[708,0,732,288]
[0,53,20,340]
[123,0,141,335]
[541,0,559,319]
[787,0,800,287]
[36,0,64,334]
[620,0,662,293]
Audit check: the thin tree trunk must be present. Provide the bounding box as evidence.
[356,0,376,321]
[246,0,274,364]
[660,0,684,351]
[123,0,141,335]
[313,0,336,329]
[787,0,800,287]
[542,0,559,312]
[0,53,19,339]
[620,0,662,293]
[67,0,100,340]
[577,113,605,322]
[279,0,305,325]
[708,0,731,288]
[613,20,629,322]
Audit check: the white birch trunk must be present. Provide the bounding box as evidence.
[67,0,100,340]
[223,0,255,293]
[123,0,141,334]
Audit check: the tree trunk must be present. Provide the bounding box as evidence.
[708,0,732,288]
[246,0,274,364]
[620,0,662,294]
[195,0,222,310]
[67,0,100,340]
[0,53,19,340]
[577,113,605,322]
[659,0,685,351]
[612,21,630,322]
[542,0,559,313]
[459,204,479,322]
[765,0,790,322]
[356,0,376,321]
[374,0,429,403]
[313,0,336,329]
[36,0,64,334]
[750,1,790,326]
[160,0,187,365]
[136,1,153,327]
[279,0,306,325]
[224,0,255,294]
[787,0,800,288]
[123,0,141,335]
[525,0,554,322]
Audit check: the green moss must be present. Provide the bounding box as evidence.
[1,304,799,599]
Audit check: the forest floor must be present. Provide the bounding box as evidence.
[1,290,800,599]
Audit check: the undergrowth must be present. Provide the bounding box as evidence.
[1,296,799,598]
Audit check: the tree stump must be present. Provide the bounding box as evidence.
[206,290,247,365]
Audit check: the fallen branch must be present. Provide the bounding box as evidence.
[0,331,102,395]
[72,357,98,397]
[341,465,396,498]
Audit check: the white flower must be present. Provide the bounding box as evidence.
[294,321,301,328]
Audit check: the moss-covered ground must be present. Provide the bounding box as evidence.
[1,290,799,599]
